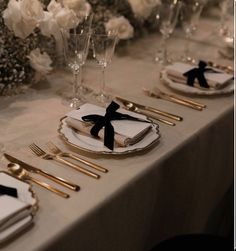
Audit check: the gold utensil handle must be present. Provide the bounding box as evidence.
[140,110,175,126]
[55,156,100,179]
[164,95,203,111]
[168,94,206,108]
[29,177,69,198]
[145,107,183,121]
[69,154,108,173]
[38,170,80,191]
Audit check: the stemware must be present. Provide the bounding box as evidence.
[61,28,90,108]
[76,12,94,95]
[218,0,234,44]
[92,31,117,104]
[155,0,182,65]
[180,0,206,62]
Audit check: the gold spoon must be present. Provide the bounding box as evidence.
[123,101,175,126]
[7,163,69,199]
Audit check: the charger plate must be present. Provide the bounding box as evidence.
[58,116,160,155]
[161,70,234,95]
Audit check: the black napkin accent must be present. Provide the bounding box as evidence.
[82,101,150,150]
[183,61,220,88]
[0,184,18,198]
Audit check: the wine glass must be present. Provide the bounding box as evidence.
[92,31,117,104]
[181,0,206,62]
[155,0,182,65]
[219,0,234,44]
[76,12,94,95]
[61,29,90,108]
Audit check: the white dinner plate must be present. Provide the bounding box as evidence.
[0,172,38,213]
[58,117,160,155]
[161,70,234,95]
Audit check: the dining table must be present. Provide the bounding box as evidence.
[0,15,234,251]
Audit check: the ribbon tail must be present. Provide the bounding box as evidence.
[104,123,115,150]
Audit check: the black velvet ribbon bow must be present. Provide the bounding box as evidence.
[183,61,219,88]
[0,184,18,198]
[82,101,149,150]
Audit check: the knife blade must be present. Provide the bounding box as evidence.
[115,96,183,121]
[4,153,80,191]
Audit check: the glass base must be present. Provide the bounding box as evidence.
[181,55,196,64]
[92,92,113,105]
[61,97,84,109]
[154,51,172,65]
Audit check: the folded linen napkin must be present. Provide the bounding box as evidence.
[66,103,152,147]
[0,195,31,232]
[165,62,233,89]
[0,215,33,244]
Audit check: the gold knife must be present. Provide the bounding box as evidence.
[116,96,183,121]
[4,153,80,191]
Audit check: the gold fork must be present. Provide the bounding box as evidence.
[29,143,100,179]
[46,142,108,173]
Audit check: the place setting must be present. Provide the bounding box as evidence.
[0,0,234,249]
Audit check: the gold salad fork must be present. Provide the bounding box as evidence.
[29,143,100,179]
[46,142,108,173]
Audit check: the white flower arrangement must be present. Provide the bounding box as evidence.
[27,48,53,75]
[127,0,161,19]
[105,16,134,40]
[1,0,92,91]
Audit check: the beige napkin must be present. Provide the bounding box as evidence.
[165,62,233,89]
[66,103,152,147]
[0,195,31,232]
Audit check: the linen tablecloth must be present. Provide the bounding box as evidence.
[0,17,233,250]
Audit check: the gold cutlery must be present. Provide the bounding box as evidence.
[207,61,234,74]
[116,96,182,122]
[7,163,69,198]
[29,143,100,179]
[116,98,175,126]
[117,96,183,121]
[143,87,205,111]
[46,142,108,173]
[4,153,80,191]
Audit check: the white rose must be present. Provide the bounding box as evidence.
[20,0,44,22]
[39,11,61,39]
[105,16,134,40]
[55,8,79,30]
[27,48,53,75]
[128,0,160,19]
[62,0,91,18]
[3,0,43,39]
[3,0,21,29]
[47,0,63,16]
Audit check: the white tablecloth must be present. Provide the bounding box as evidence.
[0,17,233,250]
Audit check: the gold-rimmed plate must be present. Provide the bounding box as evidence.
[161,70,234,96]
[0,171,38,214]
[58,116,161,155]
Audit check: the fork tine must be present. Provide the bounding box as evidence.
[29,144,41,156]
[46,142,59,154]
[29,143,45,155]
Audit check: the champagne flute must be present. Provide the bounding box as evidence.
[61,29,90,108]
[155,0,182,65]
[219,0,234,44]
[76,12,94,95]
[181,0,206,63]
[92,31,117,104]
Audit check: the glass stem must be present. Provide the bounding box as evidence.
[184,33,191,61]
[162,35,168,65]
[100,66,106,96]
[73,70,79,99]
